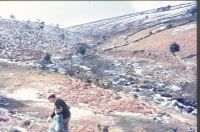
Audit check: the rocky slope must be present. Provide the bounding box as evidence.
[0,2,197,131]
[0,63,197,132]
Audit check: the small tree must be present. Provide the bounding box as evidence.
[43,53,52,63]
[76,45,87,55]
[79,46,86,55]
[41,53,52,69]
[170,42,180,56]
[10,14,16,20]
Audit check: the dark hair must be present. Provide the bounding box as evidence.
[48,94,56,99]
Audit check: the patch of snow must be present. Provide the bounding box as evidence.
[79,65,91,71]
[134,68,143,75]
[169,85,182,91]
[114,63,121,66]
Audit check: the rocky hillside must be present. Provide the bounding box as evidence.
[0,2,196,62]
[0,64,197,132]
[0,2,197,131]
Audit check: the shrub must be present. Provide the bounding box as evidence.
[76,46,87,55]
[10,14,16,19]
[166,24,173,29]
[76,43,89,55]
[40,22,45,29]
[42,53,52,64]
[79,46,86,55]
[170,42,180,56]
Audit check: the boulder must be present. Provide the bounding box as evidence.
[22,120,31,126]
[176,98,197,107]
[9,126,27,132]
[161,93,172,98]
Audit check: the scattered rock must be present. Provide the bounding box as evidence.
[176,98,197,107]
[9,126,27,132]
[0,117,9,122]
[153,88,166,92]
[9,110,16,114]
[135,89,140,92]
[112,95,122,100]
[22,120,31,126]
[161,93,172,98]
[167,128,177,132]
[185,107,194,113]
[133,94,138,99]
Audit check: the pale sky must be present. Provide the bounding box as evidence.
[0,1,194,28]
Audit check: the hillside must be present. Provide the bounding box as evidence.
[0,2,197,132]
[0,64,196,132]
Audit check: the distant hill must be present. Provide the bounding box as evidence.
[0,2,196,63]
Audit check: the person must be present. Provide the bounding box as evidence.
[47,94,71,132]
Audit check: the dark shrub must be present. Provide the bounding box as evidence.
[10,14,16,19]
[166,24,173,29]
[76,43,90,55]
[170,42,180,55]
[40,22,45,29]
[79,46,86,55]
[42,53,52,64]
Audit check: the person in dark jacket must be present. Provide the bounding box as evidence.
[47,94,71,132]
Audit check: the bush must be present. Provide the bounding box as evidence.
[42,53,52,64]
[41,53,52,70]
[80,47,86,55]
[40,22,45,29]
[166,24,173,29]
[76,46,86,55]
[170,42,180,55]
[10,14,16,19]
[76,43,89,55]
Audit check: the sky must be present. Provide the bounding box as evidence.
[0,1,194,28]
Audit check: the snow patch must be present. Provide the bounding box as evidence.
[169,85,181,91]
